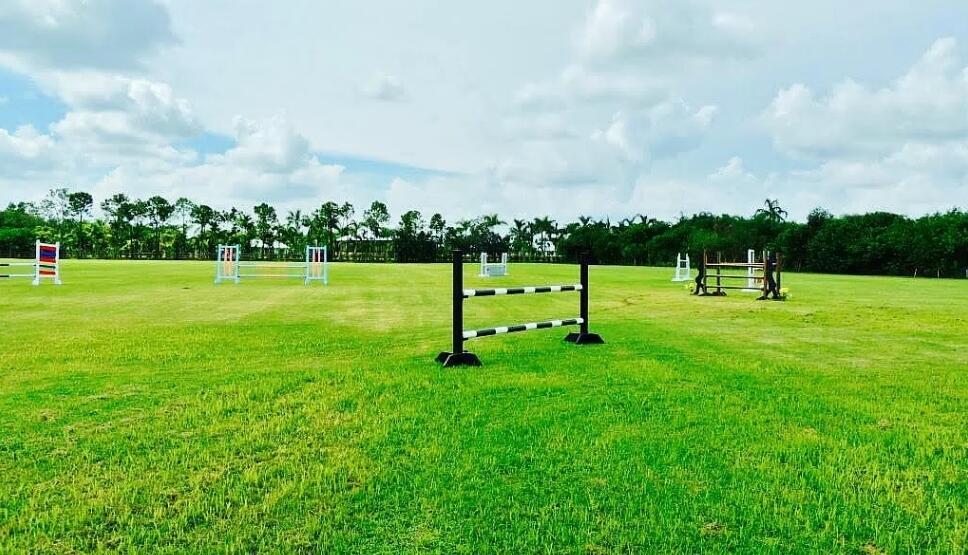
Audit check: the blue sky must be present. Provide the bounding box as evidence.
[0,68,65,130]
[1,0,966,221]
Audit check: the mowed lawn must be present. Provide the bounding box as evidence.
[1,260,965,554]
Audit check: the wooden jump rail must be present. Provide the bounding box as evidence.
[437,249,603,367]
[698,250,783,298]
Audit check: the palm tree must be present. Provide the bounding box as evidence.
[173,198,195,258]
[252,203,278,258]
[531,216,556,254]
[429,213,446,247]
[481,213,505,230]
[67,191,93,258]
[286,210,303,233]
[509,219,529,254]
[318,202,340,247]
[362,201,390,240]
[236,213,256,248]
[756,199,788,223]
[146,196,174,258]
[100,193,133,258]
[189,204,218,256]
[337,202,356,253]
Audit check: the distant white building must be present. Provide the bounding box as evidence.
[249,239,289,250]
[532,237,556,254]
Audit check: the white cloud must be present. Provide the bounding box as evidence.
[499,1,731,197]
[500,112,577,141]
[24,73,200,159]
[759,37,968,213]
[0,125,55,167]
[359,73,407,102]
[709,156,756,182]
[791,141,968,190]
[386,174,628,221]
[213,116,312,173]
[1,0,966,221]
[16,73,202,170]
[514,65,666,111]
[763,38,968,158]
[90,114,348,207]
[0,0,174,71]
[576,0,758,67]
[592,100,717,164]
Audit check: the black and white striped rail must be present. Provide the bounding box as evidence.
[463,318,583,339]
[463,284,581,298]
[436,249,603,367]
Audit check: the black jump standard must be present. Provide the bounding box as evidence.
[436,249,604,367]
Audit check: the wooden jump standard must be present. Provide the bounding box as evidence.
[437,249,603,367]
[696,250,783,299]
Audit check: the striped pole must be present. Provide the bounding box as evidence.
[464,318,583,339]
[463,284,581,298]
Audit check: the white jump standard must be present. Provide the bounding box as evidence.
[479,252,509,277]
[214,244,328,285]
[437,249,603,367]
[672,252,691,281]
[743,249,762,292]
[214,244,241,284]
[0,241,62,285]
[305,246,329,285]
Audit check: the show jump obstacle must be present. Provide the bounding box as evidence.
[0,241,61,285]
[479,252,509,277]
[696,250,783,299]
[214,245,328,285]
[671,252,691,281]
[437,249,603,367]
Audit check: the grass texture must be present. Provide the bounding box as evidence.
[1,260,965,553]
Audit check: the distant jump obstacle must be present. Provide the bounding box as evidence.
[437,249,603,367]
[479,252,509,277]
[743,249,759,292]
[215,244,328,285]
[694,250,783,300]
[0,241,62,285]
[671,252,691,281]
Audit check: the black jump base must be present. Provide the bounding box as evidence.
[436,351,481,367]
[564,332,605,344]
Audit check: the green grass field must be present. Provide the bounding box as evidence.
[1,260,965,553]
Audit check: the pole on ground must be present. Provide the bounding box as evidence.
[436,249,481,367]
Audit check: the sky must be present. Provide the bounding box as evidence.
[0,0,966,222]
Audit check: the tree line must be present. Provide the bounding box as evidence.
[1,189,965,278]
